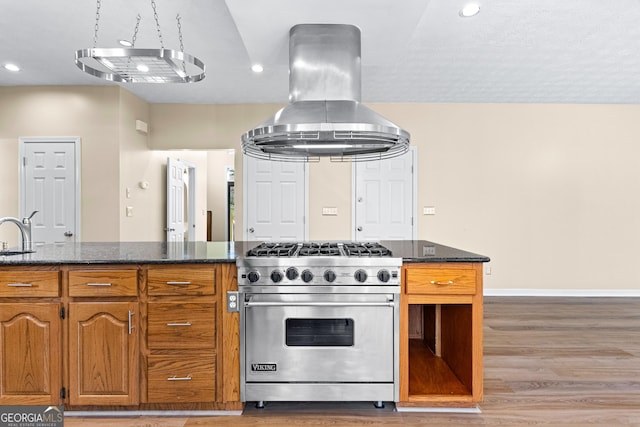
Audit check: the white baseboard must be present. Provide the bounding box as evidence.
[395,405,481,414]
[484,289,640,297]
[65,410,242,417]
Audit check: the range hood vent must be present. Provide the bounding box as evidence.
[242,24,410,162]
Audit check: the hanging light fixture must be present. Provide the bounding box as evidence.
[75,0,205,83]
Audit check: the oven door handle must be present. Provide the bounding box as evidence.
[244,301,396,307]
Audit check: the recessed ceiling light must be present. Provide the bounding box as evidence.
[136,64,150,73]
[251,64,264,73]
[459,4,480,17]
[4,63,20,72]
[118,39,133,47]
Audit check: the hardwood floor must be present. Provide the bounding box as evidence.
[65,297,640,426]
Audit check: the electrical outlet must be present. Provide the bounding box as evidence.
[227,291,239,312]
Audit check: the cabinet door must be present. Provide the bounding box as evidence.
[68,302,138,405]
[0,303,61,405]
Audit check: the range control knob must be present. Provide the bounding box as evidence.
[247,271,261,283]
[354,269,368,283]
[377,269,391,283]
[324,270,337,283]
[286,267,299,280]
[270,270,284,283]
[301,269,314,283]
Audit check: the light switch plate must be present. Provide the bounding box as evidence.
[423,206,436,215]
[126,206,133,217]
[322,207,338,216]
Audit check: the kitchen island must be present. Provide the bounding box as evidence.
[0,240,488,411]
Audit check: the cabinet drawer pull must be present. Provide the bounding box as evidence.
[7,283,33,287]
[168,375,192,381]
[87,283,112,287]
[167,322,192,327]
[128,310,134,335]
[429,280,454,286]
[166,281,191,285]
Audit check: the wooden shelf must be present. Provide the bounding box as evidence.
[399,263,484,406]
[408,339,470,397]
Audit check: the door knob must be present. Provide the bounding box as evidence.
[357,226,363,232]
[249,227,255,233]
[64,231,73,237]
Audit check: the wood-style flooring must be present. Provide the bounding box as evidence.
[65,297,640,426]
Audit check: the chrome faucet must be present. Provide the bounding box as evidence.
[0,211,38,252]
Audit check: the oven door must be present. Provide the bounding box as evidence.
[243,293,396,383]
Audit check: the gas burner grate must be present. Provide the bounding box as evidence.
[343,242,393,257]
[246,241,393,257]
[247,242,299,257]
[298,242,342,257]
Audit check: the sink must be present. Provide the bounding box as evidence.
[0,250,35,256]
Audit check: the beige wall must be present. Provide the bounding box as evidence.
[375,103,640,292]
[0,86,121,241]
[149,103,286,239]
[0,87,219,244]
[3,87,640,292]
[207,150,235,241]
[0,138,19,245]
[148,102,640,293]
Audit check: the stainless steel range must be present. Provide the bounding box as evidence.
[235,242,402,408]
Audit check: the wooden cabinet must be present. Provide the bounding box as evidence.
[68,269,137,297]
[0,267,61,405]
[0,303,62,405]
[0,270,59,297]
[68,302,139,405]
[145,265,218,403]
[66,267,140,406]
[398,263,483,407]
[0,262,240,410]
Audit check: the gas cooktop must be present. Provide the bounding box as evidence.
[246,242,393,258]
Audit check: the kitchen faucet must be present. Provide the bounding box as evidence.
[0,211,38,252]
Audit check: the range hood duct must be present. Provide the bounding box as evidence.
[242,24,410,162]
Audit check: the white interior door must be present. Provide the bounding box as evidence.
[166,158,196,242]
[243,156,307,241]
[353,147,416,240]
[19,138,80,245]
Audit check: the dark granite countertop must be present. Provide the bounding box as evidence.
[0,240,489,266]
[382,240,490,263]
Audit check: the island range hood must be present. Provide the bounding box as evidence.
[241,24,410,162]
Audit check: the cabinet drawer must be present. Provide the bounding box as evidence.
[405,267,476,295]
[147,266,215,296]
[148,302,216,349]
[68,269,137,297]
[147,353,216,403]
[0,271,59,297]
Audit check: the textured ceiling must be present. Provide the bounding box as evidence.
[1,0,640,104]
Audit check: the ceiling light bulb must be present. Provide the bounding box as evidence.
[4,63,20,72]
[460,4,480,17]
[251,64,264,73]
[136,64,150,73]
[118,39,133,47]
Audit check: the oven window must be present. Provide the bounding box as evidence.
[285,318,354,346]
